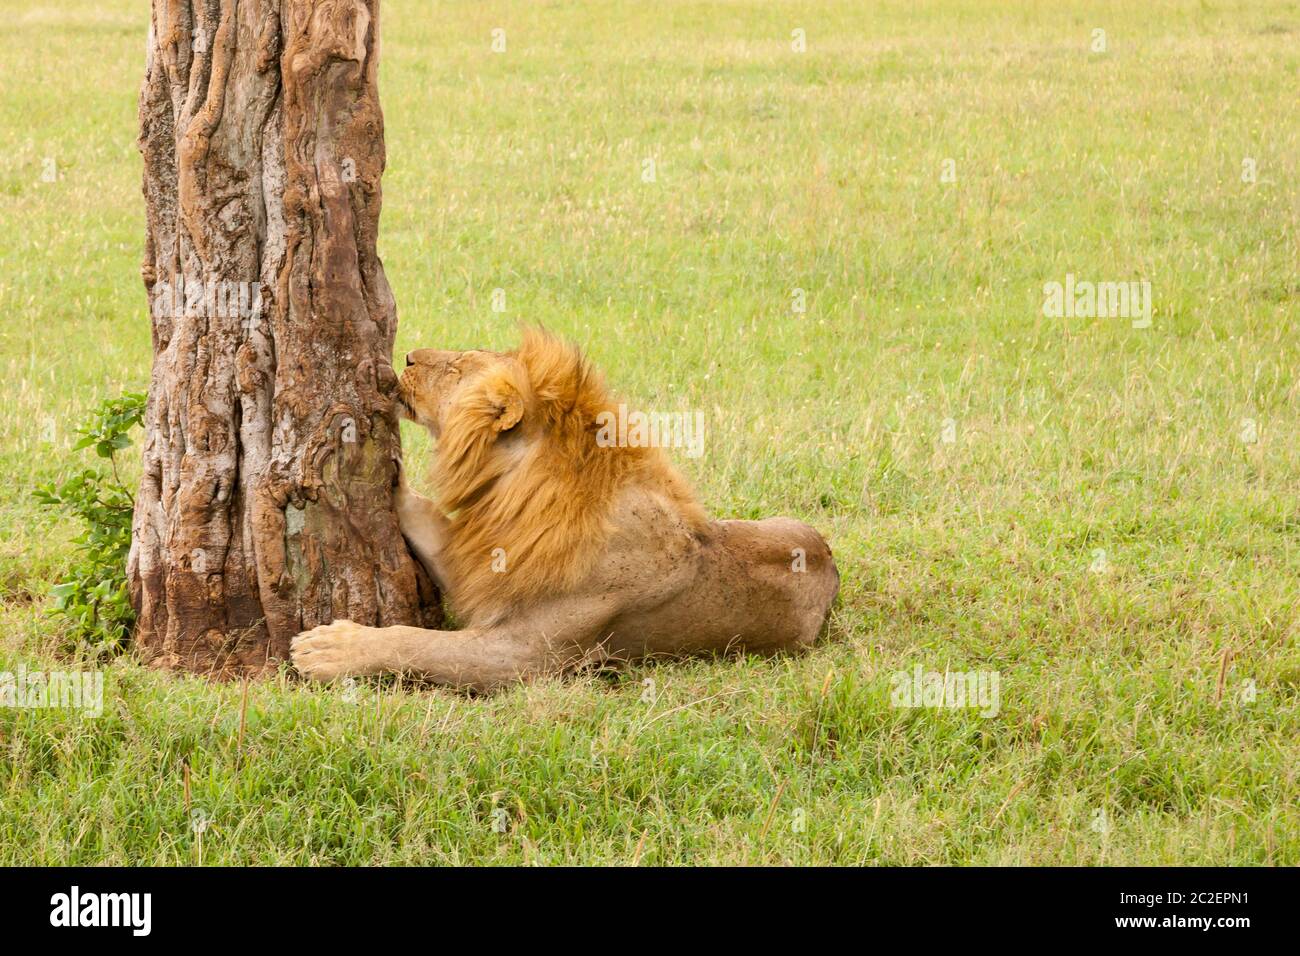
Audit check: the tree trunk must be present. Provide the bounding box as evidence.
[130,0,439,676]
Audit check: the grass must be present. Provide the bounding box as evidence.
[1,0,1298,864]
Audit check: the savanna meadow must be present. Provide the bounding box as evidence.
[0,0,1297,867]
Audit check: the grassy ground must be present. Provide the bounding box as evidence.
[1,0,1298,864]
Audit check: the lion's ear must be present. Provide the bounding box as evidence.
[485,375,524,433]
[493,390,523,432]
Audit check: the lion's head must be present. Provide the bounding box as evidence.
[397,328,706,625]
[398,348,523,438]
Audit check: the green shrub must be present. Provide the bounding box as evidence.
[33,392,146,650]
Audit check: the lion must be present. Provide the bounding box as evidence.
[291,328,839,692]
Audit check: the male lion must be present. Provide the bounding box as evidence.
[291,329,839,692]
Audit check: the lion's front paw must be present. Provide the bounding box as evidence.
[291,620,382,682]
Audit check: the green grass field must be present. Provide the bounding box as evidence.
[1,0,1298,864]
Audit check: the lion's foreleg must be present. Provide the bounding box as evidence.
[291,621,573,693]
[292,594,621,692]
[395,478,451,591]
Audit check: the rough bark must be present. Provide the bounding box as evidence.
[130,0,439,676]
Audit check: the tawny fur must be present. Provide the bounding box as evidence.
[424,329,708,624]
[291,329,839,693]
